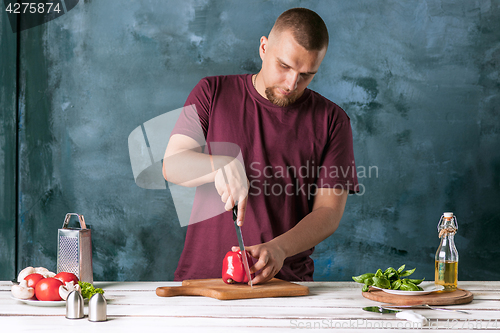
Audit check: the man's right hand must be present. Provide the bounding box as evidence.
[214,157,249,226]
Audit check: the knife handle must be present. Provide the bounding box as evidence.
[232,204,238,222]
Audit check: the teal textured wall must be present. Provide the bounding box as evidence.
[0,1,17,280]
[1,0,499,281]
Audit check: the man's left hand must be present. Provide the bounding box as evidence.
[231,241,286,285]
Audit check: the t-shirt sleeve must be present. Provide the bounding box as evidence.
[316,118,359,194]
[170,78,212,146]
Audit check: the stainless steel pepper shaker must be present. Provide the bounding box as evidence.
[88,292,107,322]
[66,290,84,319]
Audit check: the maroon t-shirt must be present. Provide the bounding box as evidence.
[171,74,358,281]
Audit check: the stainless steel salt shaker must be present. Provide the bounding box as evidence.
[66,290,84,319]
[88,293,107,322]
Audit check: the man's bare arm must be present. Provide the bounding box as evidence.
[163,134,249,223]
[163,134,216,187]
[241,187,348,284]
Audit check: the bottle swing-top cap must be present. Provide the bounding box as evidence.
[438,212,458,238]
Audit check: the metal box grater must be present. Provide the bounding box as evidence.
[57,213,93,283]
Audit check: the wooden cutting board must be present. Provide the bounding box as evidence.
[156,278,309,300]
[362,288,473,305]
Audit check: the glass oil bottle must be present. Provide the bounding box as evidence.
[435,212,458,291]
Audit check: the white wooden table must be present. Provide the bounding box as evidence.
[1,281,498,332]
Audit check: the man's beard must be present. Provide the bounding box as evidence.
[265,87,300,107]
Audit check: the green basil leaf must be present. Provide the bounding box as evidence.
[400,267,416,277]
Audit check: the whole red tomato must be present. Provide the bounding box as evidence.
[24,273,44,289]
[54,272,79,285]
[35,278,63,301]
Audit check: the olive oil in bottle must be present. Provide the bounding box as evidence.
[435,212,459,291]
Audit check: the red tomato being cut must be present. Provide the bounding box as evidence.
[54,272,79,285]
[35,278,63,301]
[24,273,44,289]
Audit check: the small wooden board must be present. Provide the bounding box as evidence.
[156,278,309,300]
[362,288,473,306]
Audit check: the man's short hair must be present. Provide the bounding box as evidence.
[272,8,329,51]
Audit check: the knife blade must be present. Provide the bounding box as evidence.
[233,204,253,287]
[380,304,470,314]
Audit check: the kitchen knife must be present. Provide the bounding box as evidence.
[233,204,253,287]
[362,306,427,324]
[218,167,252,287]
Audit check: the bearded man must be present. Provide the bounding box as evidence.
[164,8,358,284]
